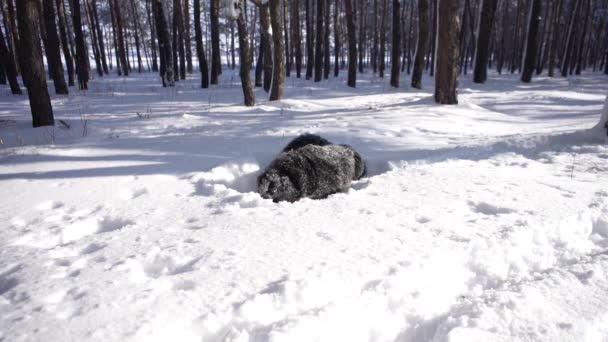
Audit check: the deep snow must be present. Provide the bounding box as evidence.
[0,71,607,342]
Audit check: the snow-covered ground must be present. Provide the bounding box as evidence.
[1,71,607,342]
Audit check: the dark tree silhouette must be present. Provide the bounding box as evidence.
[521,0,542,83]
[194,0,209,88]
[411,0,429,89]
[435,0,460,104]
[473,0,497,83]
[344,0,357,87]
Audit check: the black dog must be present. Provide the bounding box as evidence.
[257,134,366,202]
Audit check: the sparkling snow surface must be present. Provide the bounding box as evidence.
[1,72,607,342]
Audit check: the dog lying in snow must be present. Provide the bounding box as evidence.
[257,134,366,202]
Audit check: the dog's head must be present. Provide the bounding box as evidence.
[257,169,300,203]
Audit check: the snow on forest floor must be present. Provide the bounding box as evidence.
[1,71,608,342]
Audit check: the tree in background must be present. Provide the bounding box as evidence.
[389,0,401,87]
[411,0,429,89]
[344,0,357,87]
[210,0,221,84]
[0,14,21,94]
[473,0,497,83]
[521,0,542,83]
[42,0,68,94]
[194,0,209,88]
[226,0,254,106]
[314,0,325,82]
[269,0,285,100]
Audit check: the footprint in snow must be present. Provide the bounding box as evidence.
[468,201,516,216]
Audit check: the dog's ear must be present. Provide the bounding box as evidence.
[353,151,366,179]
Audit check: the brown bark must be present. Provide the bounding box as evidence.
[17,0,54,127]
[389,0,400,87]
[184,0,193,73]
[237,12,254,106]
[73,0,90,88]
[269,0,284,101]
[153,0,174,86]
[210,0,221,84]
[344,0,357,87]
[194,0,208,88]
[411,0,429,89]
[43,0,68,94]
[0,18,21,94]
[435,0,460,104]
[473,0,497,83]
[111,0,129,77]
[91,0,108,74]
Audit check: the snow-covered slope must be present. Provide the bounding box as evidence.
[1,72,607,342]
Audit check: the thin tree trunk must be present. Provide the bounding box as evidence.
[379,0,387,78]
[575,0,592,75]
[129,0,143,73]
[85,0,104,77]
[43,0,68,94]
[0,18,21,94]
[146,0,159,72]
[194,0,208,87]
[153,0,174,86]
[412,0,429,89]
[521,0,542,82]
[334,0,340,77]
[306,0,314,79]
[357,0,365,73]
[231,21,236,70]
[293,0,302,77]
[435,0,460,104]
[561,0,582,77]
[111,0,129,76]
[473,0,497,83]
[5,0,19,74]
[372,0,378,73]
[210,0,221,84]
[184,0,193,73]
[344,0,357,87]
[237,12,254,106]
[17,0,54,127]
[73,0,90,88]
[314,0,325,82]
[389,0,400,87]
[260,3,273,92]
[269,0,285,101]
[91,0,108,74]
[323,0,330,79]
[53,0,74,85]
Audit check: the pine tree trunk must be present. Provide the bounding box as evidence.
[344,0,357,87]
[231,21,236,70]
[85,0,104,77]
[473,0,497,83]
[5,0,20,75]
[210,0,221,84]
[293,0,302,77]
[0,19,21,94]
[146,0,159,72]
[411,0,429,89]
[129,0,143,73]
[260,4,273,92]
[194,0,208,88]
[435,0,460,104]
[16,0,54,127]
[561,0,582,77]
[545,0,561,77]
[372,0,378,73]
[357,0,365,73]
[174,0,186,80]
[73,0,90,89]
[379,0,387,78]
[153,0,174,86]
[269,0,285,101]
[237,13,254,106]
[389,0,400,87]
[323,0,330,79]
[111,0,129,77]
[314,0,325,82]
[305,0,314,79]
[334,0,340,77]
[521,0,541,82]
[574,0,592,75]
[255,8,264,87]
[282,1,290,76]
[43,0,69,94]
[53,0,75,85]
[184,0,193,74]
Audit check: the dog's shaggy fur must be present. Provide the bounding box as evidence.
[258,134,366,202]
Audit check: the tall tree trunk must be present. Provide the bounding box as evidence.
[111,0,129,77]
[314,0,325,82]
[389,0,400,87]
[194,0,208,88]
[0,18,21,94]
[574,0,592,75]
[344,0,357,87]
[184,0,193,73]
[73,0,90,88]
[231,21,236,70]
[5,0,19,74]
[282,1,290,76]
[305,0,314,79]
[379,0,387,78]
[153,0,174,86]
[561,0,582,77]
[109,0,121,75]
[85,0,104,77]
[129,0,143,73]
[146,0,159,72]
[293,0,302,77]
[334,0,340,77]
[269,0,285,101]
[473,0,497,83]
[237,11,254,106]
[210,0,221,84]
[173,0,186,80]
[323,0,330,79]
[43,0,69,94]
[411,0,429,89]
[372,0,378,73]
[521,0,541,82]
[435,0,460,104]
[17,0,54,127]
[357,0,365,73]
[54,0,75,85]
[260,4,273,92]
[91,0,108,74]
